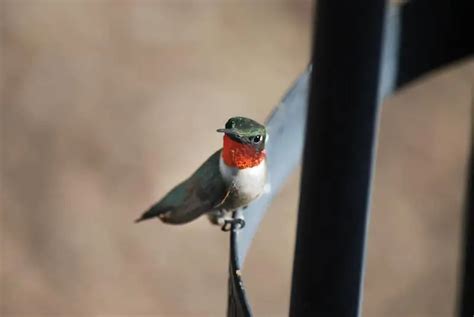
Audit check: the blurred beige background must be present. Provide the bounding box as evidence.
[1,1,473,316]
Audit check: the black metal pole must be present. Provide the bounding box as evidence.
[459,97,474,317]
[290,1,386,316]
[227,210,252,317]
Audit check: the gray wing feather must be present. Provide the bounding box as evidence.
[142,150,228,224]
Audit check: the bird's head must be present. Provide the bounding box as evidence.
[217,117,267,169]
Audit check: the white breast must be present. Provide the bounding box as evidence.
[219,155,267,200]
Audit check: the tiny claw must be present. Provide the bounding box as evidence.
[234,218,245,229]
[221,218,246,232]
[221,221,232,232]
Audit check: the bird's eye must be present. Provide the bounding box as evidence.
[252,135,262,143]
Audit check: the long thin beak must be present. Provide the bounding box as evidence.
[217,128,251,144]
[216,128,239,137]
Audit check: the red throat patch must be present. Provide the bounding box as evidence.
[222,135,265,169]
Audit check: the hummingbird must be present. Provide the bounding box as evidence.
[135,116,267,231]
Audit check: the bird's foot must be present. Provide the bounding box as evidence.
[221,218,246,232]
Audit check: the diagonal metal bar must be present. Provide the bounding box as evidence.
[225,0,473,315]
[396,0,474,87]
[226,70,310,317]
[234,2,401,270]
[235,69,311,265]
[226,3,401,316]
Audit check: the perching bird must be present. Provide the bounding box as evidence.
[135,116,267,231]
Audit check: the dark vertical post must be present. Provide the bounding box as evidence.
[459,98,474,317]
[290,1,386,316]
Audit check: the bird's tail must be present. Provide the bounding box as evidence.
[135,203,169,223]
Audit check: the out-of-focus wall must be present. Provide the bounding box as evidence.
[365,59,473,317]
[1,0,473,316]
[1,1,311,316]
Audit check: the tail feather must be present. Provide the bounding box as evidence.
[135,204,169,223]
